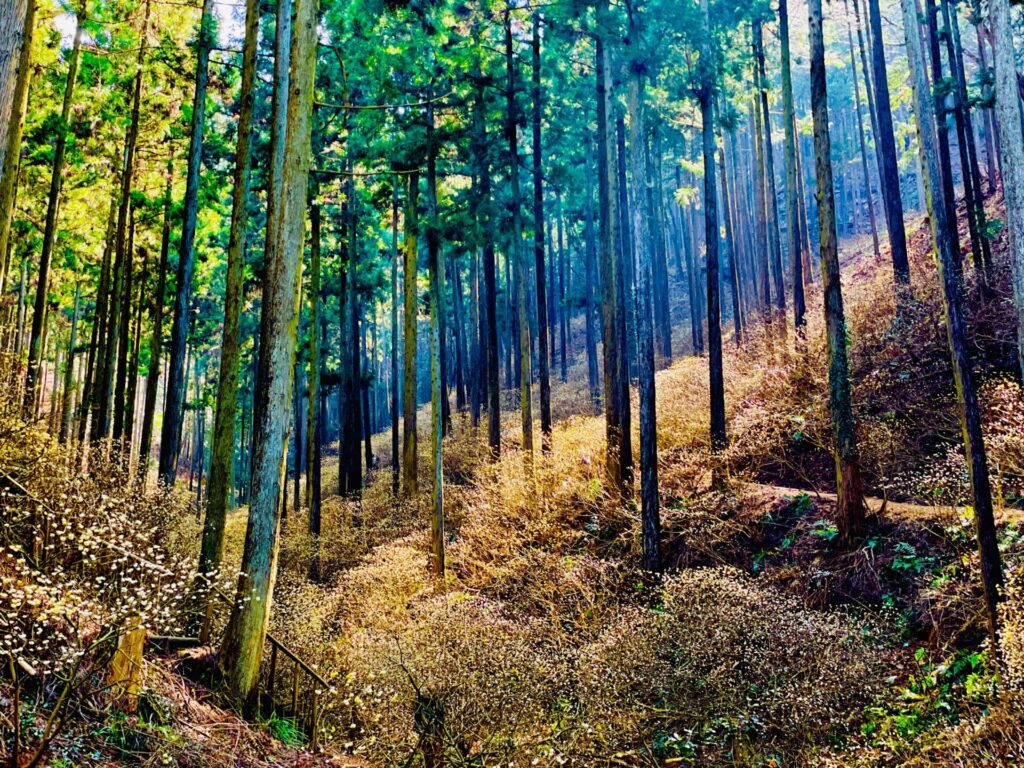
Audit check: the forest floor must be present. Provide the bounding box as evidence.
[5,196,1024,766]
[209,195,1024,765]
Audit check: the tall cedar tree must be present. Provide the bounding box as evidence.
[219,0,317,705]
[808,0,867,543]
[900,0,1002,645]
[159,0,216,483]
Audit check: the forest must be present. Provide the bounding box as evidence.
[3,0,1024,762]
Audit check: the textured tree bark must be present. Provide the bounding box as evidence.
[626,9,661,571]
[391,180,402,489]
[865,0,912,289]
[402,171,420,496]
[113,211,137,446]
[306,202,322,581]
[700,0,727,487]
[716,100,743,345]
[750,101,772,316]
[906,0,1003,645]
[505,7,534,463]
[809,0,867,544]
[583,145,602,411]
[921,0,963,262]
[780,0,806,331]
[426,78,445,578]
[943,0,991,274]
[24,17,83,418]
[471,61,501,457]
[137,164,173,483]
[200,0,258,598]
[843,0,880,261]
[616,117,637,382]
[651,122,673,363]
[989,0,1024,384]
[597,2,631,499]
[159,0,217,486]
[532,12,552,453]
[0,0,33,294]
[752,20,786,327]
[557,199,568,382]
[219,0,317,706]
[59,284,80,444]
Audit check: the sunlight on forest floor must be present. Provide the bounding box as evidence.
[196,197,1024,765]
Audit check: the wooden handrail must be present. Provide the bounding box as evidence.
[210,587,329,688]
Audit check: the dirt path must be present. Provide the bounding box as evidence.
[744,481,1024,526]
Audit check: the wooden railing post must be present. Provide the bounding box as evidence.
[267,642,278,716]
[291,659,299,716]
[310,689,319,750]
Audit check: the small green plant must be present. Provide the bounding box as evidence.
[262,712,306,747]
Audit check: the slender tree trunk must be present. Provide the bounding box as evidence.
[583,147,602,410]
[505,6,534,462]
[943,0,991,274]
[471,61,501,458]
[780,0,807,330]
[391,179,401,490]
[532,12,552,453]
[626,10,661,570]
[424,72,446,577]
[809,0,867,543]
[0,0,34,294]
[24,16,83,417]
[866,0,912,289]
[219,0,317,707]
[199,0,258,601]
[138,163,173,483]
[717,104,743,344]
[402,170,420,495]
[596,2,631,499]
[904,0,1003,644]
[922,0,963,262]
[753,20,786,326]
[306,201,322,581]
[159,0,216,486]
[59,283,80,443]
[989,0,1024,384]
[844,0,880,260]
[700,0,727,483]
[751,101,772,316]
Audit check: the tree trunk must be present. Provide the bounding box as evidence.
[425,72,446,577]
[700,0,727,482]
[532,12,552,453]
[780,0,807,330]
[905,0,1003,645]
[391,179,401,490]
[200,0,258,598]
[58,283,80,444]
[402,170,420,496]
[24,16,83,417]
[753,20,786,326]
[866,0,912,289]
[583,146,602,411]
[596,2,631,500]
[219,0,316,706]
[809,0,867,543]
[306,201,322,581]
[844,0,880,261]
[159,0,216,486]
[0,0,34,294]
[505,6,534,462]
[471,60,501,458]
[626,11,661,571]
[138,163,173,483]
